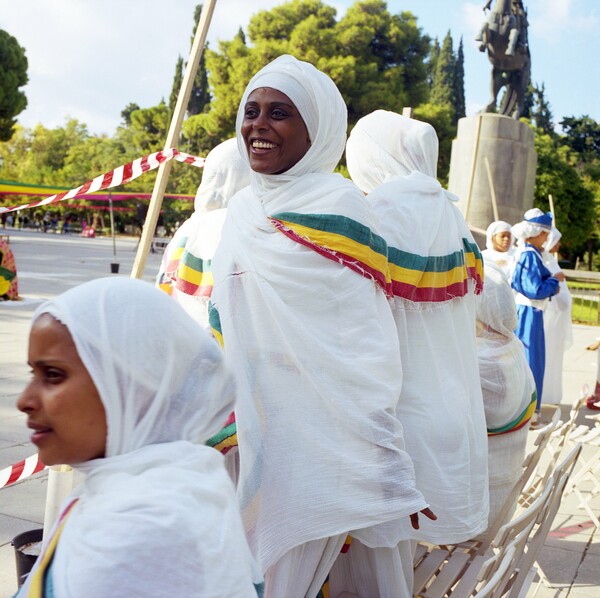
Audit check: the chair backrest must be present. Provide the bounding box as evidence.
[473,544,517,598]
[475,412,560,555]
[505,443,583,597]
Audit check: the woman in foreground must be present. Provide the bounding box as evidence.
[210,56,431,597]
[16,277,262,597]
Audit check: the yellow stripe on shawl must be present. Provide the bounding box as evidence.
[275,218,390,285]
[27,499,79,597]
[177,263,214,287]
[389,262,468,289]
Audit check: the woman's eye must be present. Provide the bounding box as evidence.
[271,109,288,119]
[244,107,258,119]
[45,368,65,383]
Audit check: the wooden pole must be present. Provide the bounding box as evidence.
[464,114,483,224]
[484,156,499,222]
[402,107,414,118]
[130,0,217,279]
[548,193,555,221]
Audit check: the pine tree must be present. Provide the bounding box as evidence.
[431,31,455,110]
[427,38,440,89]
[533,83,554,135]
[453,37,465,123]
[186,4,211,116]
[168,56,184,116]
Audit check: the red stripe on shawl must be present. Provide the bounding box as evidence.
[271,219,388,291]
[390,279,469,302]
[174,278,213,297]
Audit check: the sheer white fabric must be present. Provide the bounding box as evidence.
[476,263,535,524]
[212,57,426,575]
[346,110,489,544]
[21,278,260,597]
[542,229,573,404]
[157,138,250,325]
[482,220,516,278]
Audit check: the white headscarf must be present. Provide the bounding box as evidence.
[511,207,552,242]
[346,110,453,198]
[544,226,562,252]
[194,137,250,212]
[235,54,347,195]
[23,278,261,597]
[485,220,513,251]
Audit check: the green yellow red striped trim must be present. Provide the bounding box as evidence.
[206,412,237,455]
[27,498,79,597]
[487,392,537,436]
[388,237,484,302]
[208,302,223,348]
[162,235,214,298]
[270,212,390,291]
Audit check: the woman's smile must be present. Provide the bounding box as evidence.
[241,87,311,175]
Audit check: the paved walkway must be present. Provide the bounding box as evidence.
[0,229,598,596]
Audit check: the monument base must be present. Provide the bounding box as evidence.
[448,114,537,241]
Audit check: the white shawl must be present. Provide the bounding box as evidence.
[346,110,489,543]
[476,263,535,524]
[21,278,260,597]
[211,56,426,573]
[157,138,250,326]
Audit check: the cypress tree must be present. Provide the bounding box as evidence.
[453,37,465,123]
[431,31,455,110]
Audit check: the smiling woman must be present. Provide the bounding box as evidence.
[210,54,430,597]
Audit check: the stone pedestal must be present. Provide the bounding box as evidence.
[448,114,537,240]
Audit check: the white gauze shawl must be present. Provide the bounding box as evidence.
[21,277,261,598]
[346,110,489,543]
[212,56,426,572]
[157,138,251,325]
[476,263,535,525]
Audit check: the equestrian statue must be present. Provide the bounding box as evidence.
[475,0,531,118]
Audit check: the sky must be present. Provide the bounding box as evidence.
[1,0,598,137]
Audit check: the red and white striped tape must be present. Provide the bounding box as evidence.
[0,453,47,489]
[0,148,205,215]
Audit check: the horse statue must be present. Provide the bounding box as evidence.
[475,0,531,118]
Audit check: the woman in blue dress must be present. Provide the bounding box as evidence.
[511,208,560,418]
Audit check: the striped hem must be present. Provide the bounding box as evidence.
[270,214,389,291]
[487,392,537,436]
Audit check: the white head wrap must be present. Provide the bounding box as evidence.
[476,262,518,339]
[544,226,562,252]
[194,137,250,212]
[485,220,513,251]
[235,54,347,195]
[511,207,553,241]
[346,110,452,198]
[24,278,261,597]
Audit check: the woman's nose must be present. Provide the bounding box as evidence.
[17,382,37,413]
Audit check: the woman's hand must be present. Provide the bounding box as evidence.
[410,507,437,530]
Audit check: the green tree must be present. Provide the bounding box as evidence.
[532,83,553,136]
[0,29,28,141]
[430,31,454,110]
[453,37,465,122]
[187,5,211,116]
[121,103,140,127]
[168,56,184,117]
[560,115,600,165]
[532,127,594,255]
[189,0,430,150]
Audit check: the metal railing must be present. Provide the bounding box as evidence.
[564,269,600,325]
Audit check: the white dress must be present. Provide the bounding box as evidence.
[542,251,573,404]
